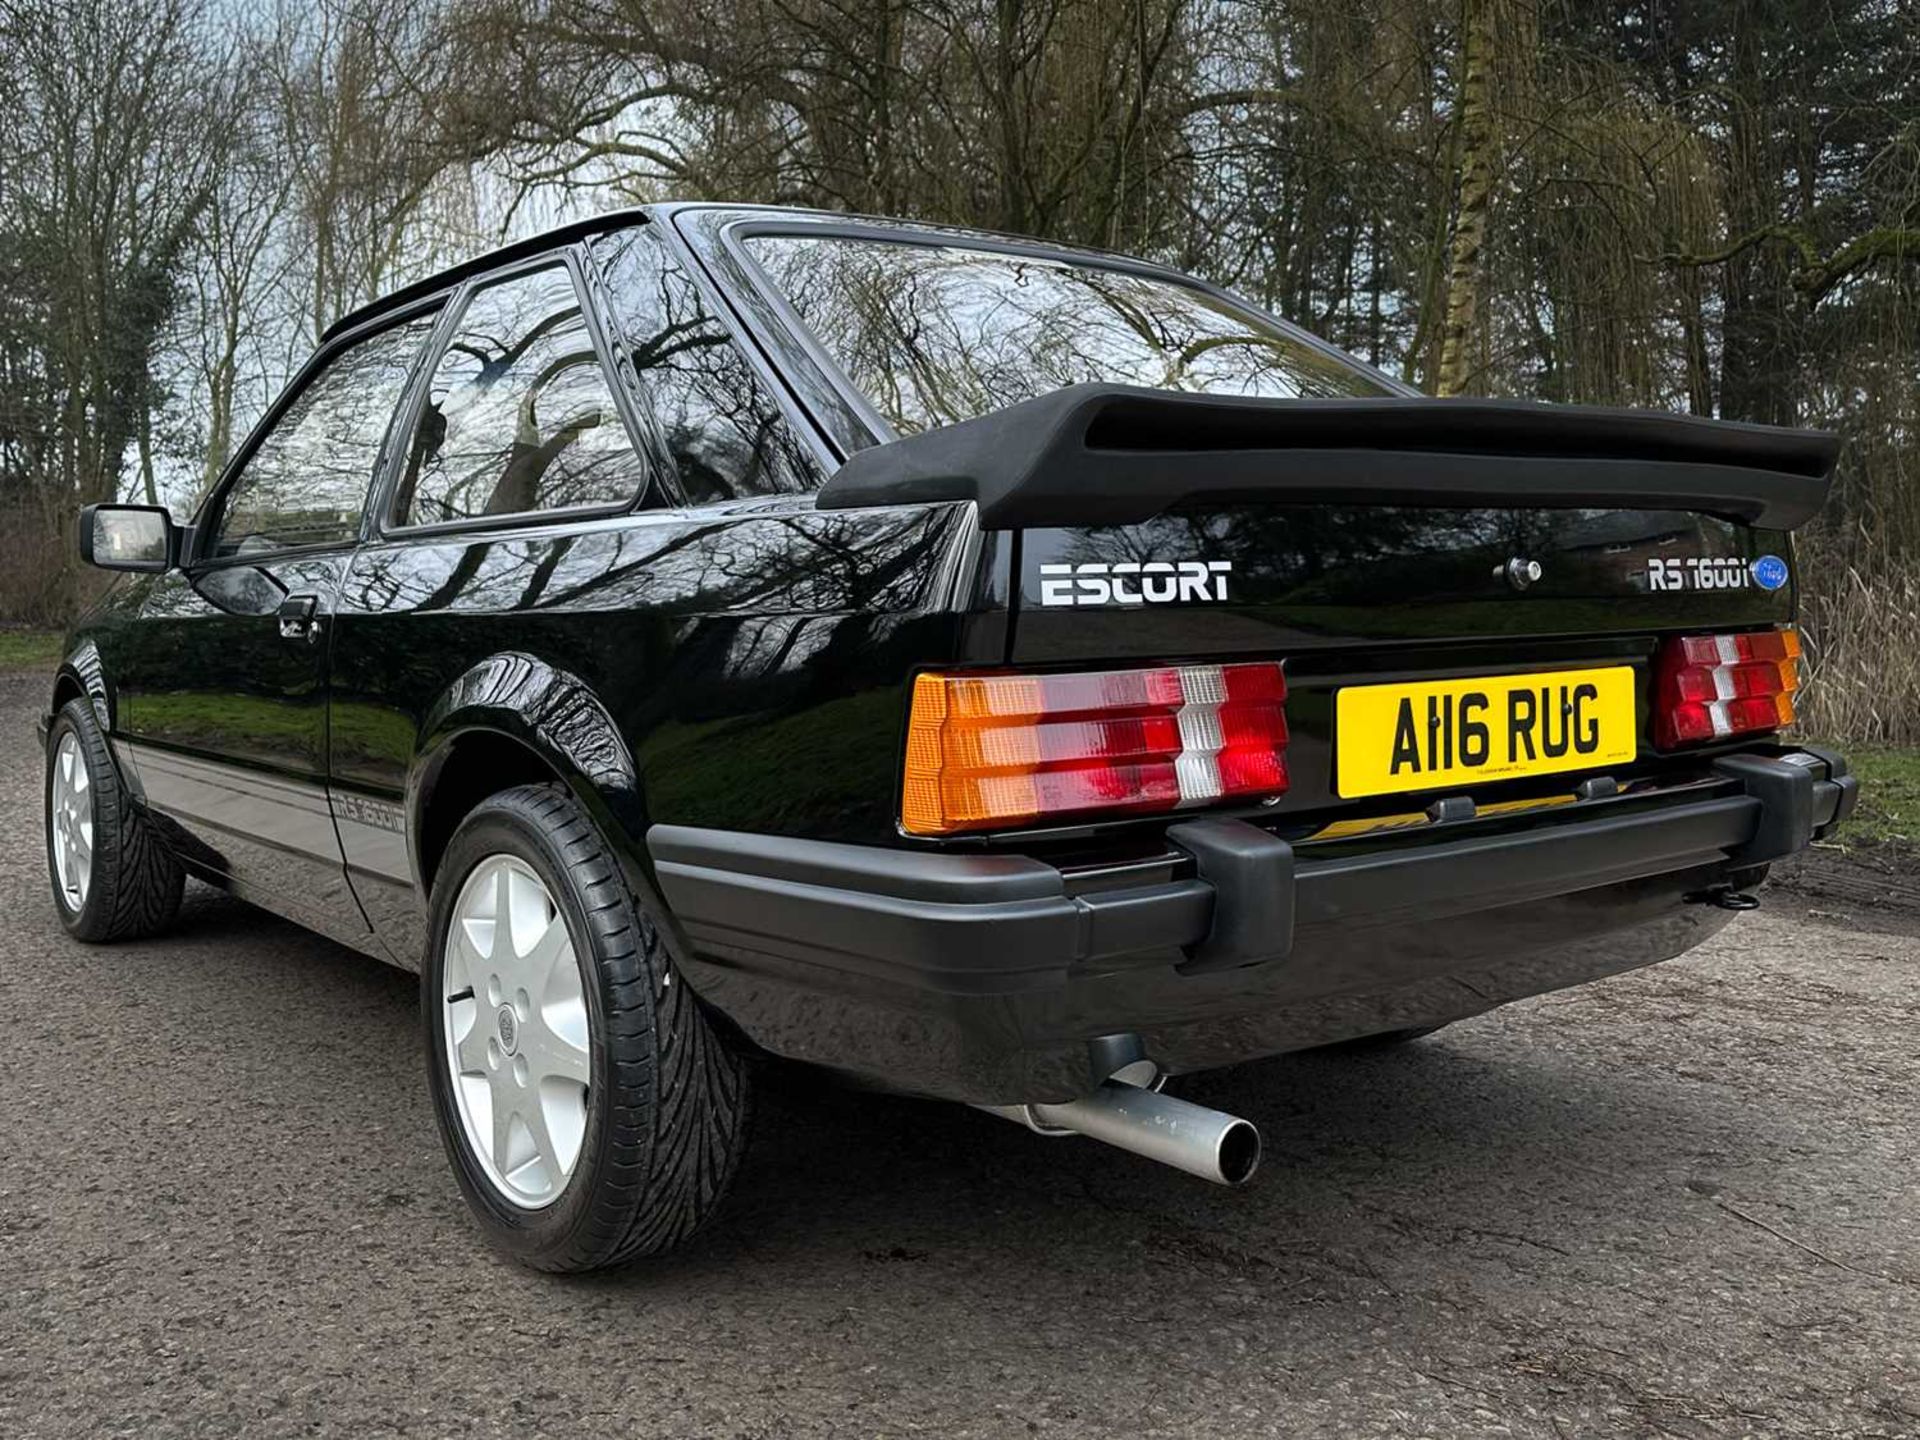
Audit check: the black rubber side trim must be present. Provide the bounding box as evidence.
[1166,817,1294,974]
[816,384,1839,531]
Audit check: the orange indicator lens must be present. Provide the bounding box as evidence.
[902,663,1289,836]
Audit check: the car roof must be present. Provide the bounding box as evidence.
[318,202,1155,344]
[320,204,656,342]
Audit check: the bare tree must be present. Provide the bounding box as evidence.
[178,79,298,496]
[265,0,475,347]
[0,0,239,616]
[0,0,1915,735]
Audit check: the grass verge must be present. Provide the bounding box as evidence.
[0,628,62,671]
[1827,744,1920,850]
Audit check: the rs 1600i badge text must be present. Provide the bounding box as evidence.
[1646,556,1766,591]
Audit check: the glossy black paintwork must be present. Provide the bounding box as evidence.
[1015,506,1791,657]
[53,203,1805,1023]
[82,553,379,952]
[321,499,976,958]
[1005,503,1793,825]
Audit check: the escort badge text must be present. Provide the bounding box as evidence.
[1038,559,1232,607]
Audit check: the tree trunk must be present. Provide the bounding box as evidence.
[993,0,1030,236]
[138,401,159,506]
[1679,267,1714,416]
[1434,0,1498,397]
[1717,0,1796,425]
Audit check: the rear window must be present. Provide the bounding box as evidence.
[743,234,1389,438]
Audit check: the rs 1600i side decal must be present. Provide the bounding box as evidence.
[1039,560,1232,607]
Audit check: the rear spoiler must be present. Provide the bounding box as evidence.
[815,384,1839,531]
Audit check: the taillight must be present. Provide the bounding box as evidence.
[1653,628,1801,748]
[902,662,1289,835]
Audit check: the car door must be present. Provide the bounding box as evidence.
[116,305,442,950]
[326,255,663,959]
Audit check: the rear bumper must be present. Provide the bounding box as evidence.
[650,747,1855,1103]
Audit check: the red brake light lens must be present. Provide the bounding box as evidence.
[903,663,1289,835]
[1652,628,1801,749]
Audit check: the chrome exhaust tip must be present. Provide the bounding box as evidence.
[979,1081,1262,1186]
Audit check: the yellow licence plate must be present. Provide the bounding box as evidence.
[1335,667,1637,799]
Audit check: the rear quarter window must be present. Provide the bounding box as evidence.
[389,263,646,528]
[590,227,818,503]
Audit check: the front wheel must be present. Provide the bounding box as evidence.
[422,784,752,1272]
[44,698,183,942]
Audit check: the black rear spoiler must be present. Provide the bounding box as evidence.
[815,384,1839,531]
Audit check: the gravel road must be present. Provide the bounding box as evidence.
[3,670,1916,1439]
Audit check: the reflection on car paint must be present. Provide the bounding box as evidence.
[323,500,974,955]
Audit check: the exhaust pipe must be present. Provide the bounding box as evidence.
[979,1081,1262,1186]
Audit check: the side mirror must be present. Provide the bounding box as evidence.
[79,504,178,573]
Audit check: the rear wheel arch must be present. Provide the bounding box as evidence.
[411,729,561,894]
[407,653,652,900]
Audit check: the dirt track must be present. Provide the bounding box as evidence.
[3,669,1916,1438]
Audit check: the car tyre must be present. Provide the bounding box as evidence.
[423,783,752,1272]
[44,697,184,942]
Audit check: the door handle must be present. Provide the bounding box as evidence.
[276,594,323,645]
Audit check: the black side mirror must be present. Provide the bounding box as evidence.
[78,504,178,573]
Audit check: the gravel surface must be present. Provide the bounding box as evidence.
[2,670,1916,1439]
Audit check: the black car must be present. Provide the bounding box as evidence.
[44,204,1855,1272]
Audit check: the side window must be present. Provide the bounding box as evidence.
[210,313,436,557]
[589,227,817,503]
[389,263,645,528]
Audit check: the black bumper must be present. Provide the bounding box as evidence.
[649,748,1854,1104]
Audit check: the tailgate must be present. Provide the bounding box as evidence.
[1010,502,1795,663]
[818,383,1837,821]
[1012,501,1796,817]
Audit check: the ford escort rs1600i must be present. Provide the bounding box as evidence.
[45,205,1853,1270]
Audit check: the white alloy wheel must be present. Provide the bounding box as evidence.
[441,854,593,1209]
[50,731,93,912]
